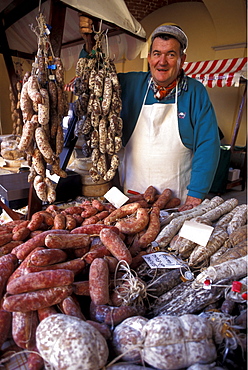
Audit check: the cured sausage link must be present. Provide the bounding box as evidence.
[12,229,70,260]
[6,269,75,294]
[99,228,132,265]
[3,285,73,312]
[0,254,18,298]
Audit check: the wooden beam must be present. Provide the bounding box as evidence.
[230,84,247,151]
[49,0,67,57]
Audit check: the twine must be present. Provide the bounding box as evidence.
[200,311,246,359]
[113,261,159,308]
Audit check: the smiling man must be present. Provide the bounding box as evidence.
[80,24,220,210]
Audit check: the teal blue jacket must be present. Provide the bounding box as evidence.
[118,71,220,200]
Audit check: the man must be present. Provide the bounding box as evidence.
[80,23,220,211]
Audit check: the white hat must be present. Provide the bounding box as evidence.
[151,25,188,50]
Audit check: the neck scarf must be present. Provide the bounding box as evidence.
[150,77,177,100]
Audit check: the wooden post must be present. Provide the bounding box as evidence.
[49,0,67,57]
[230,84,247,151]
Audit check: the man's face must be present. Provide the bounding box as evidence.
[148,37,186,87]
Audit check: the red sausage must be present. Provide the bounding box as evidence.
[96,210,109,220]
[86,320,111,340]
[0,240,22,256]
[12,226,31,241]
[72,281,90,296]
[44,233,91,249]
[131,206,161,252]
[6,269,74,294]
[12,220,30,233]
[103,202,141,225]
[3,285,73,312]
[89,258,109,305]
[37,211,54,226]
[38,305,58,321]
[0,233,13,247]
[27,347,45,370]
[12,311,38,349]
[115,208,149,235]
[11,229,70,260]
[0,253,18,297]
[164,197,181,209]
[143,185,157,203]
[58,295,86,320]
[65,214,77,230]
[27,212,44,231]
[7,247,45,283]
[152,188,172,209]
[71,224,119,235]
[53,213,66,229]
[90,302,143,326]
[72,213,84,226]
[63,206,84,215]
[83,242,111,264]
[91,199,105,211]
[82,215,99,225]
[25,258,86,276]
[81,206,98,218]
[99,228,132,265]
[0,306,12,349]
[30,248,67,266]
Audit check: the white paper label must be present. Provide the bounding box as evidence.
[179,220,214,247]
[104,186,129,208]
[46,169,60,184]
[142,252,182,269]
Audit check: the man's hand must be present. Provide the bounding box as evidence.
[178,195,202,212]
[79,15,93,34]
[79,15,94,53]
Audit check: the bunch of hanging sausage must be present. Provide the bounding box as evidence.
[73,36,123,183]
[17,56,68,203]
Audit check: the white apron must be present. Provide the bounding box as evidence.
[119,82,193,203]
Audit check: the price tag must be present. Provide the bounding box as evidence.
[142,252,182,269]
[179,220,214,246]
[46,169,60,184]
[104,187,129,209]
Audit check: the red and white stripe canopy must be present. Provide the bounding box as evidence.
[183,57,247,87]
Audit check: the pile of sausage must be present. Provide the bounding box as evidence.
[0,187,180,361]
[0,187,247,369]
[73,31,123,183]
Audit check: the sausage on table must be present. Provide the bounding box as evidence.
[3,285,73,312]
[99,228,132,265]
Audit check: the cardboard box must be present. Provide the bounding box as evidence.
[228,168,240,182]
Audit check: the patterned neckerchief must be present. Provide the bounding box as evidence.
[150,70,188,101]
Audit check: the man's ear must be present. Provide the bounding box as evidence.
[180,53,186,68]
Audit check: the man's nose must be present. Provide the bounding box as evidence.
[159,54,168,65]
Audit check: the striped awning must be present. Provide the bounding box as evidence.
[183,57,247,87]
